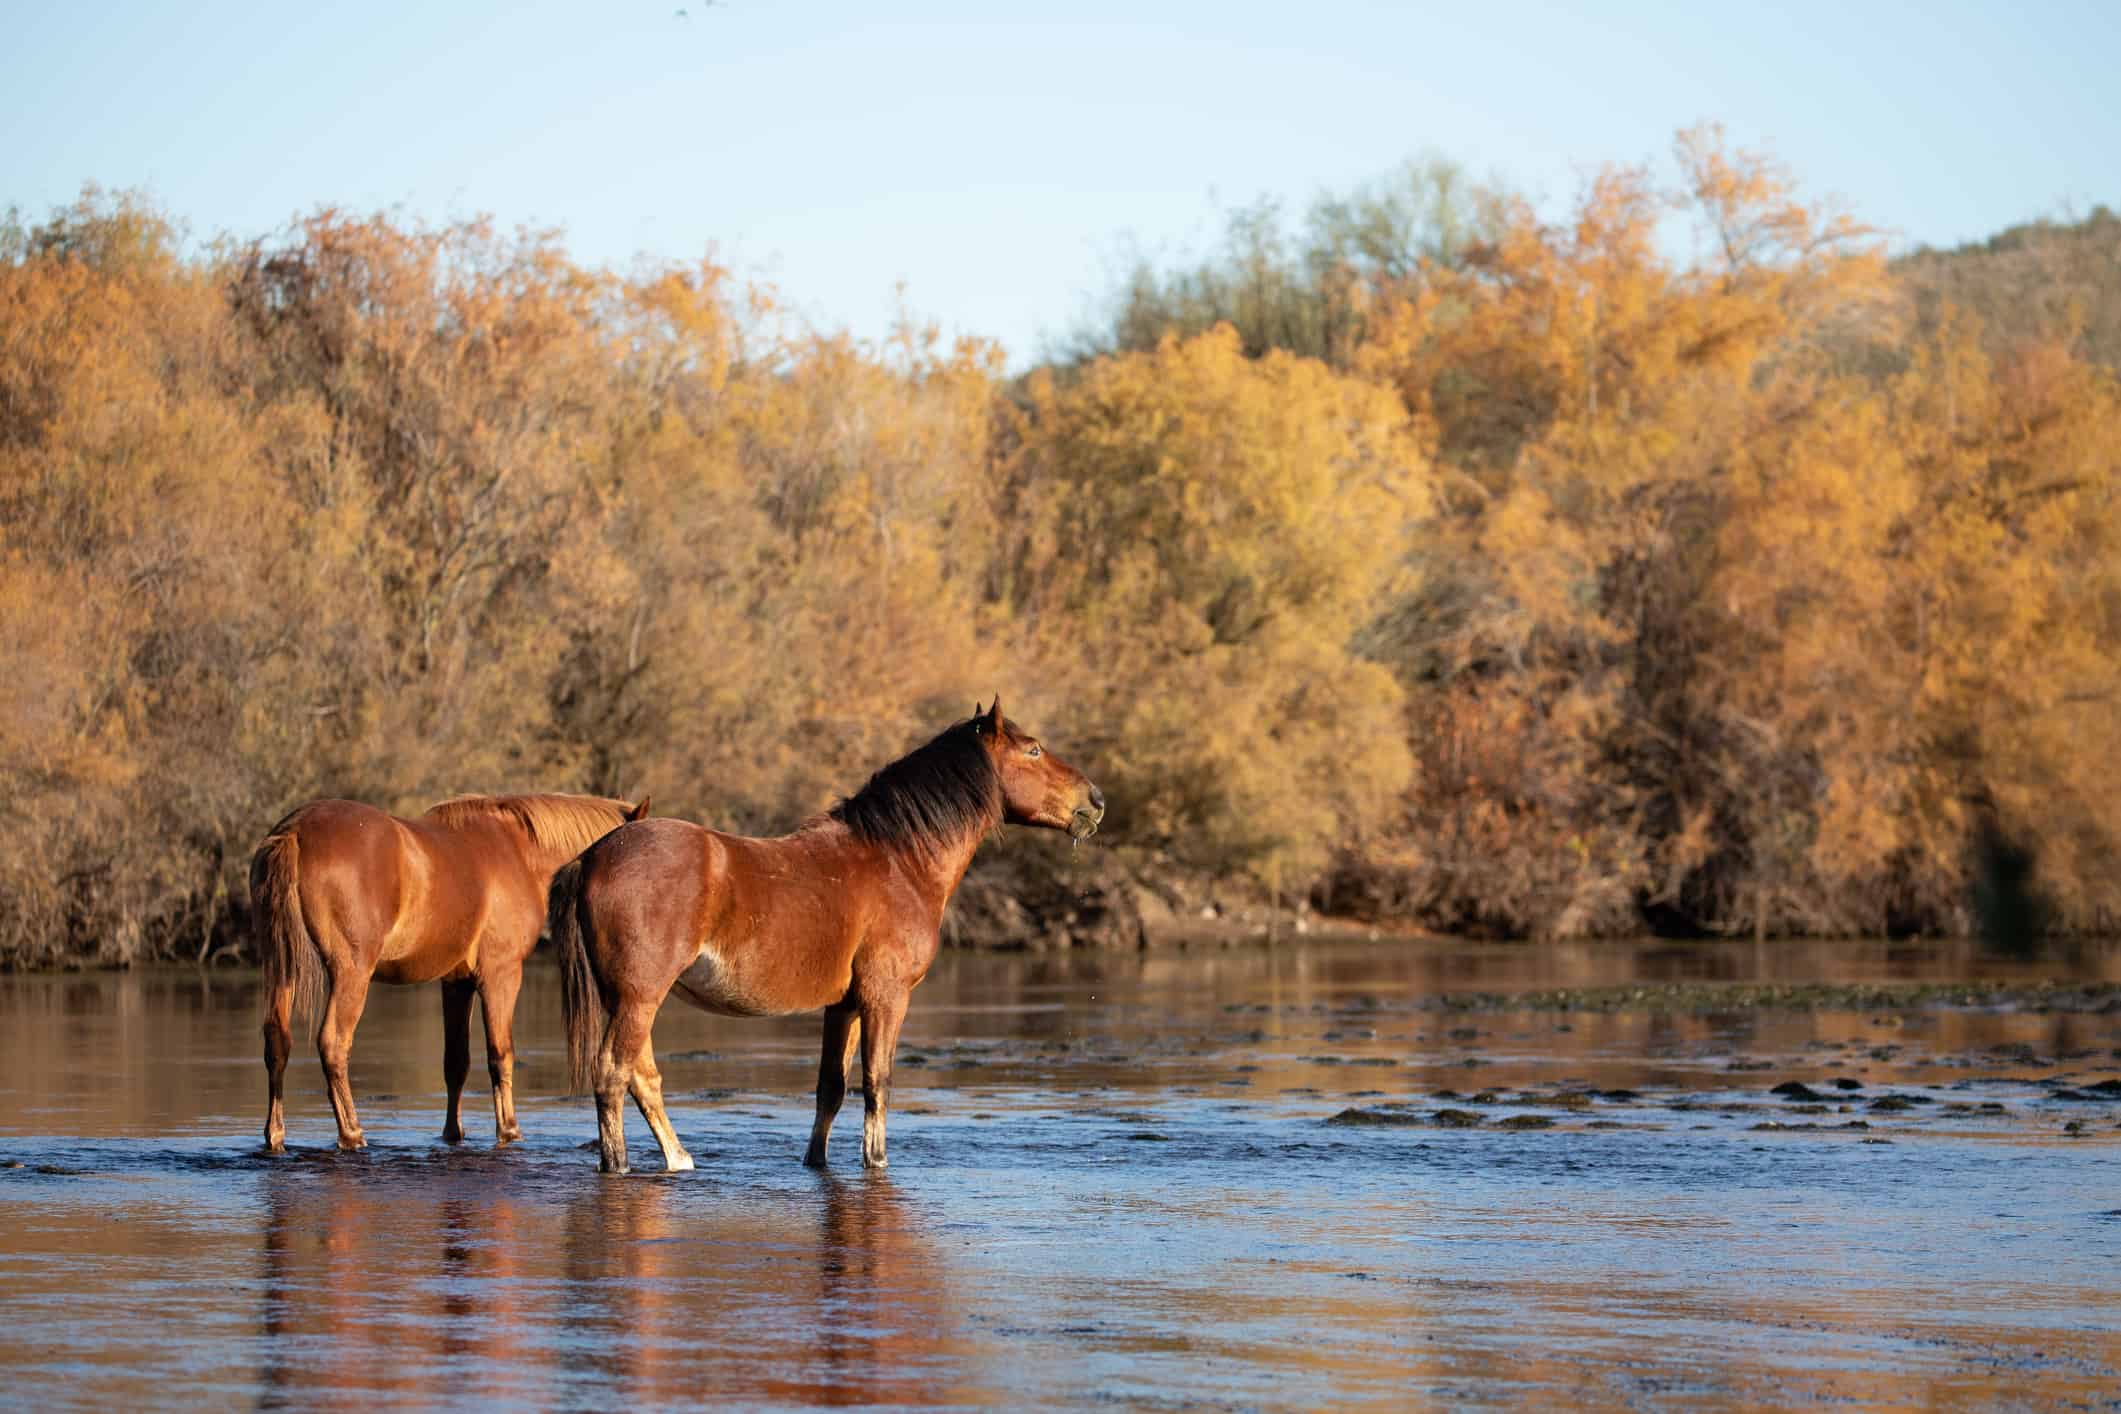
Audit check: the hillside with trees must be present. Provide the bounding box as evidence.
[2,126,2116,965]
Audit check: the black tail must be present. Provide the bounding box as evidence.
[549,856,604,1094]
[251,830,326,1026]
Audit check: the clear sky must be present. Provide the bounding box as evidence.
[4,1,2115,366]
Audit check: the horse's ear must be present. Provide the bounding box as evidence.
[628,795,651,821]
[982,698,1004,736]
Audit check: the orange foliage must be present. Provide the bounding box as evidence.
[2,127,2118,960]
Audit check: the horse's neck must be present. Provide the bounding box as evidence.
[890,826,989,916]
[811,817,989,919]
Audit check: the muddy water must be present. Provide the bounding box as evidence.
[2,938,2118,1410]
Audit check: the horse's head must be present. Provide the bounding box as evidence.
[972,699,1104,840]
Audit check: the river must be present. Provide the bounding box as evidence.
[2,937,2117,1409]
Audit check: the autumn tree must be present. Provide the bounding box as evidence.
[1067,157,1509,369]
[1005,326,1429,886]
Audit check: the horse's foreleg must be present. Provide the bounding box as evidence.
[627,1038,693,1172]
[262,982,293,1153]
[858,991,910,1170]
[803,1005,861,1168]
[440,978,475,1143]
[317,969,373,1151]
[478,965,525,1145]
[593,1000,656,1174]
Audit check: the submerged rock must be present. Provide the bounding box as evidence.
[1867,1094,1928,1112]
[1324,1107,1423,1128]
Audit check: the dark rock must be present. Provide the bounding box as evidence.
[1324,1107,1422,1128]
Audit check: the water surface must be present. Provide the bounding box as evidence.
[3,938,2118,1409]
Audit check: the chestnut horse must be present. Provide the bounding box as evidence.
[550,701,1102,1173]
[252,791,649,1152]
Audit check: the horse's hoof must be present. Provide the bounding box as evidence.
[495,1127,523,1147]
[441,1127,464,1145]
[263,1137,285,1156]
[336,1134,367,1151]
[862,1153,888,1171]
[666,1152,695,1173]
[802,1147,827,1169]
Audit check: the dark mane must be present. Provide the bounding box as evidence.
[829,719,1001,853]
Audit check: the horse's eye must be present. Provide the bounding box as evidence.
[1026,744,1042,759]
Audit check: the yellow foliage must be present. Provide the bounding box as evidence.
[1008,326,1427,880]
[2,140,2118,958]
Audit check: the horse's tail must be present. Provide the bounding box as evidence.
[549,856,603,1095]
[251,828,326,1028]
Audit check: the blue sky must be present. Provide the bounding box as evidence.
[4,1,2115,365]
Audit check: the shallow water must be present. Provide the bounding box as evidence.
[2,937,2118,1410]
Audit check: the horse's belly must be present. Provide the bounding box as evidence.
[374,951,473,986]
[672,949,774,1018]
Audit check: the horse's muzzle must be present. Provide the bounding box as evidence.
[1069,789,1104,840]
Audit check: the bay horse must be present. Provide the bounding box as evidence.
[252,791,649,1152]
[549,700,1102,1173]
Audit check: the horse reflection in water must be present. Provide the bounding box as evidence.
[258,1160,533,1406]
[556,1173,966,1404]
[256,1160,964,1406]
[551,701,1102,1172]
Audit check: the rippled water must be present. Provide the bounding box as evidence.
[2,938,2118,1409]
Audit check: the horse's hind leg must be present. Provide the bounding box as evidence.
[803,1004,861,1168]
[478,964,525,1145]
[858,990,911,1170]
[317,968,373,1150]
[592,998,657,1174]
[262,981,292,1153]
[628,1038,693,1172]
[440,978,475,1143]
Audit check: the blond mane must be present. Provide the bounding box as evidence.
[424,793,637,860]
